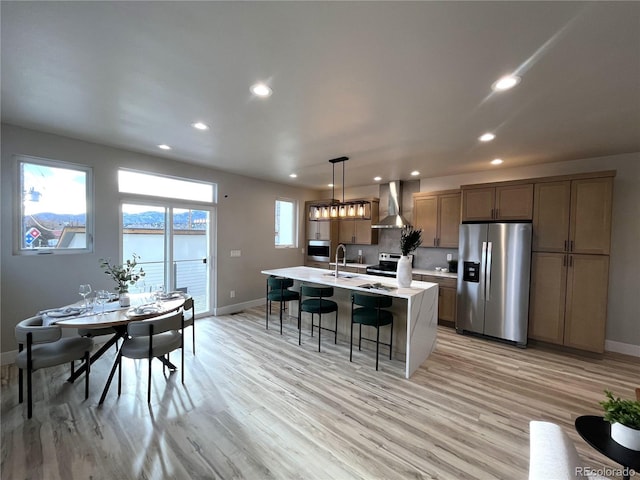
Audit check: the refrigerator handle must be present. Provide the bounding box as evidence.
[485,241,493,301]
[481,241,488,300]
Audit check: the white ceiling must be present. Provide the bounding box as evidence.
[2,1,639,190]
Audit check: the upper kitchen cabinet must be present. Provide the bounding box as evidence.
[461,183,533,221]
[305,201,337,241]
[338,199,379,245]
[413,190,461,248]
[533,174,613,254]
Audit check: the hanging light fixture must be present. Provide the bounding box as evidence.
[308,157,371,221]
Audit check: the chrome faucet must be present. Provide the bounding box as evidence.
[335,244,347,278]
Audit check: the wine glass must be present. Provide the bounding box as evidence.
[79,284,92,309]
[96,290,110,315]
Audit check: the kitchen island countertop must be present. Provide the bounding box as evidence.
[261,266,438,378]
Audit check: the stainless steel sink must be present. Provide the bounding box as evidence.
[323,272,358,279]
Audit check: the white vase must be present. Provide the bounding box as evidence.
[397,255,413,288]
[119,292,130,307]
[611,422,640,450]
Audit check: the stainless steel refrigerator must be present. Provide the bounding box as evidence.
[456,222,532,346]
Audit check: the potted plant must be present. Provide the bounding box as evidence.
[600,389,640,450]
[397,226,422,288]
[99,253,145,307]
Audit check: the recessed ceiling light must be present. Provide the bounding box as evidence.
[192,122,209,131]
[479,133,496,142]
[289,173,297,178]
[491,158,504,165]
[410,170,420,176]
[374,176,382,182]
[250,83,272,98]
[328,183,334,187]
[492,75,521,92]
[158,144,172,150]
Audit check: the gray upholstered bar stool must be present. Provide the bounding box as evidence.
[350,292,394,370]
[298,284,338,352]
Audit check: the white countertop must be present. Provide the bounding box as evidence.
[413,268,458,279]
[262,266,437,299]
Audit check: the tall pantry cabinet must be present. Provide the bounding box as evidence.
[528,173,614,353]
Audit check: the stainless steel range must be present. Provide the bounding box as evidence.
[366,253,413,277]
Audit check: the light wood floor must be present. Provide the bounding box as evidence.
[1,307,638,479]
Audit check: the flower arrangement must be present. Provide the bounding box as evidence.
[99,253,145,294]
[400,226,423,256]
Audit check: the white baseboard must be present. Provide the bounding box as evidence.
[604,339,640,357]
[214,298,264,316]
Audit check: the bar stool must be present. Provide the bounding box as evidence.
[266,276,300,334]
[298,285,338,352]
[350,292,394,370]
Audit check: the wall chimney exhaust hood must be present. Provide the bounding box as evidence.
[372,180,411,229]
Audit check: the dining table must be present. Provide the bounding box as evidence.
[52,292,186,404]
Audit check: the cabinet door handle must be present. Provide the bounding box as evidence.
[433,238,437,246]
[569,255,573,267]
[570,240,574,252]
[491,208,494,219]
[564,240,568,252]
[495,208,499,218]
[437,238,440,246]
[563,255,567,267]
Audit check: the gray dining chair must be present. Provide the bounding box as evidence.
[15,315,94,418]
[182,297,196,354]
[117,310,185,403]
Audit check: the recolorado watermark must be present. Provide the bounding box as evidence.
[575,466,636,477]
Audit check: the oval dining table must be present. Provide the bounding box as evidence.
[55,294,186,404]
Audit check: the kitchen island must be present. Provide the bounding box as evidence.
[261,266,438,378]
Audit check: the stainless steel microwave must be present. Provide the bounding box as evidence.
[307,240,330,261]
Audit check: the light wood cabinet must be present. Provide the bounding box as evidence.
[419,274,457,326]
[529,252,609,353]
[307,218,332,240]
[570,177,613,255]
[306,261,330,270]
[533,177,613,255]
[338,199,379,245]
[413,190,461,248]
[461,184,533,221]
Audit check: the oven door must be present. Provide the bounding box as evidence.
[366,268,397,278]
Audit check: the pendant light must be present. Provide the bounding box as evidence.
[308,156,371,221]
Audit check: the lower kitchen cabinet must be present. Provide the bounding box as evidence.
[528,252,609,353]
[305,261,330,269]
[419,274,457,326]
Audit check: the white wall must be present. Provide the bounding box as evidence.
[0,124,318,355]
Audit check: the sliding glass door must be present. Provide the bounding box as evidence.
[122,203,212,314]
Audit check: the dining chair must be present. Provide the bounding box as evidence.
[350,292,394,371]
[117,310,184,403]
[298,284,338,352]
[15,315,94,418]
[182,296,196,354]
[266,276,300,334]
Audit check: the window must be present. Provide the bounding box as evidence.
[118,170,215,203]
[275,198,296,247]
[17,156,93,253]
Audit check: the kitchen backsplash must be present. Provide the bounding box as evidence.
[344,229,457,270]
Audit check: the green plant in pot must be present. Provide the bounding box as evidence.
[397,226,422,288]
[600,389,640,450]
[99,253,145,306]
